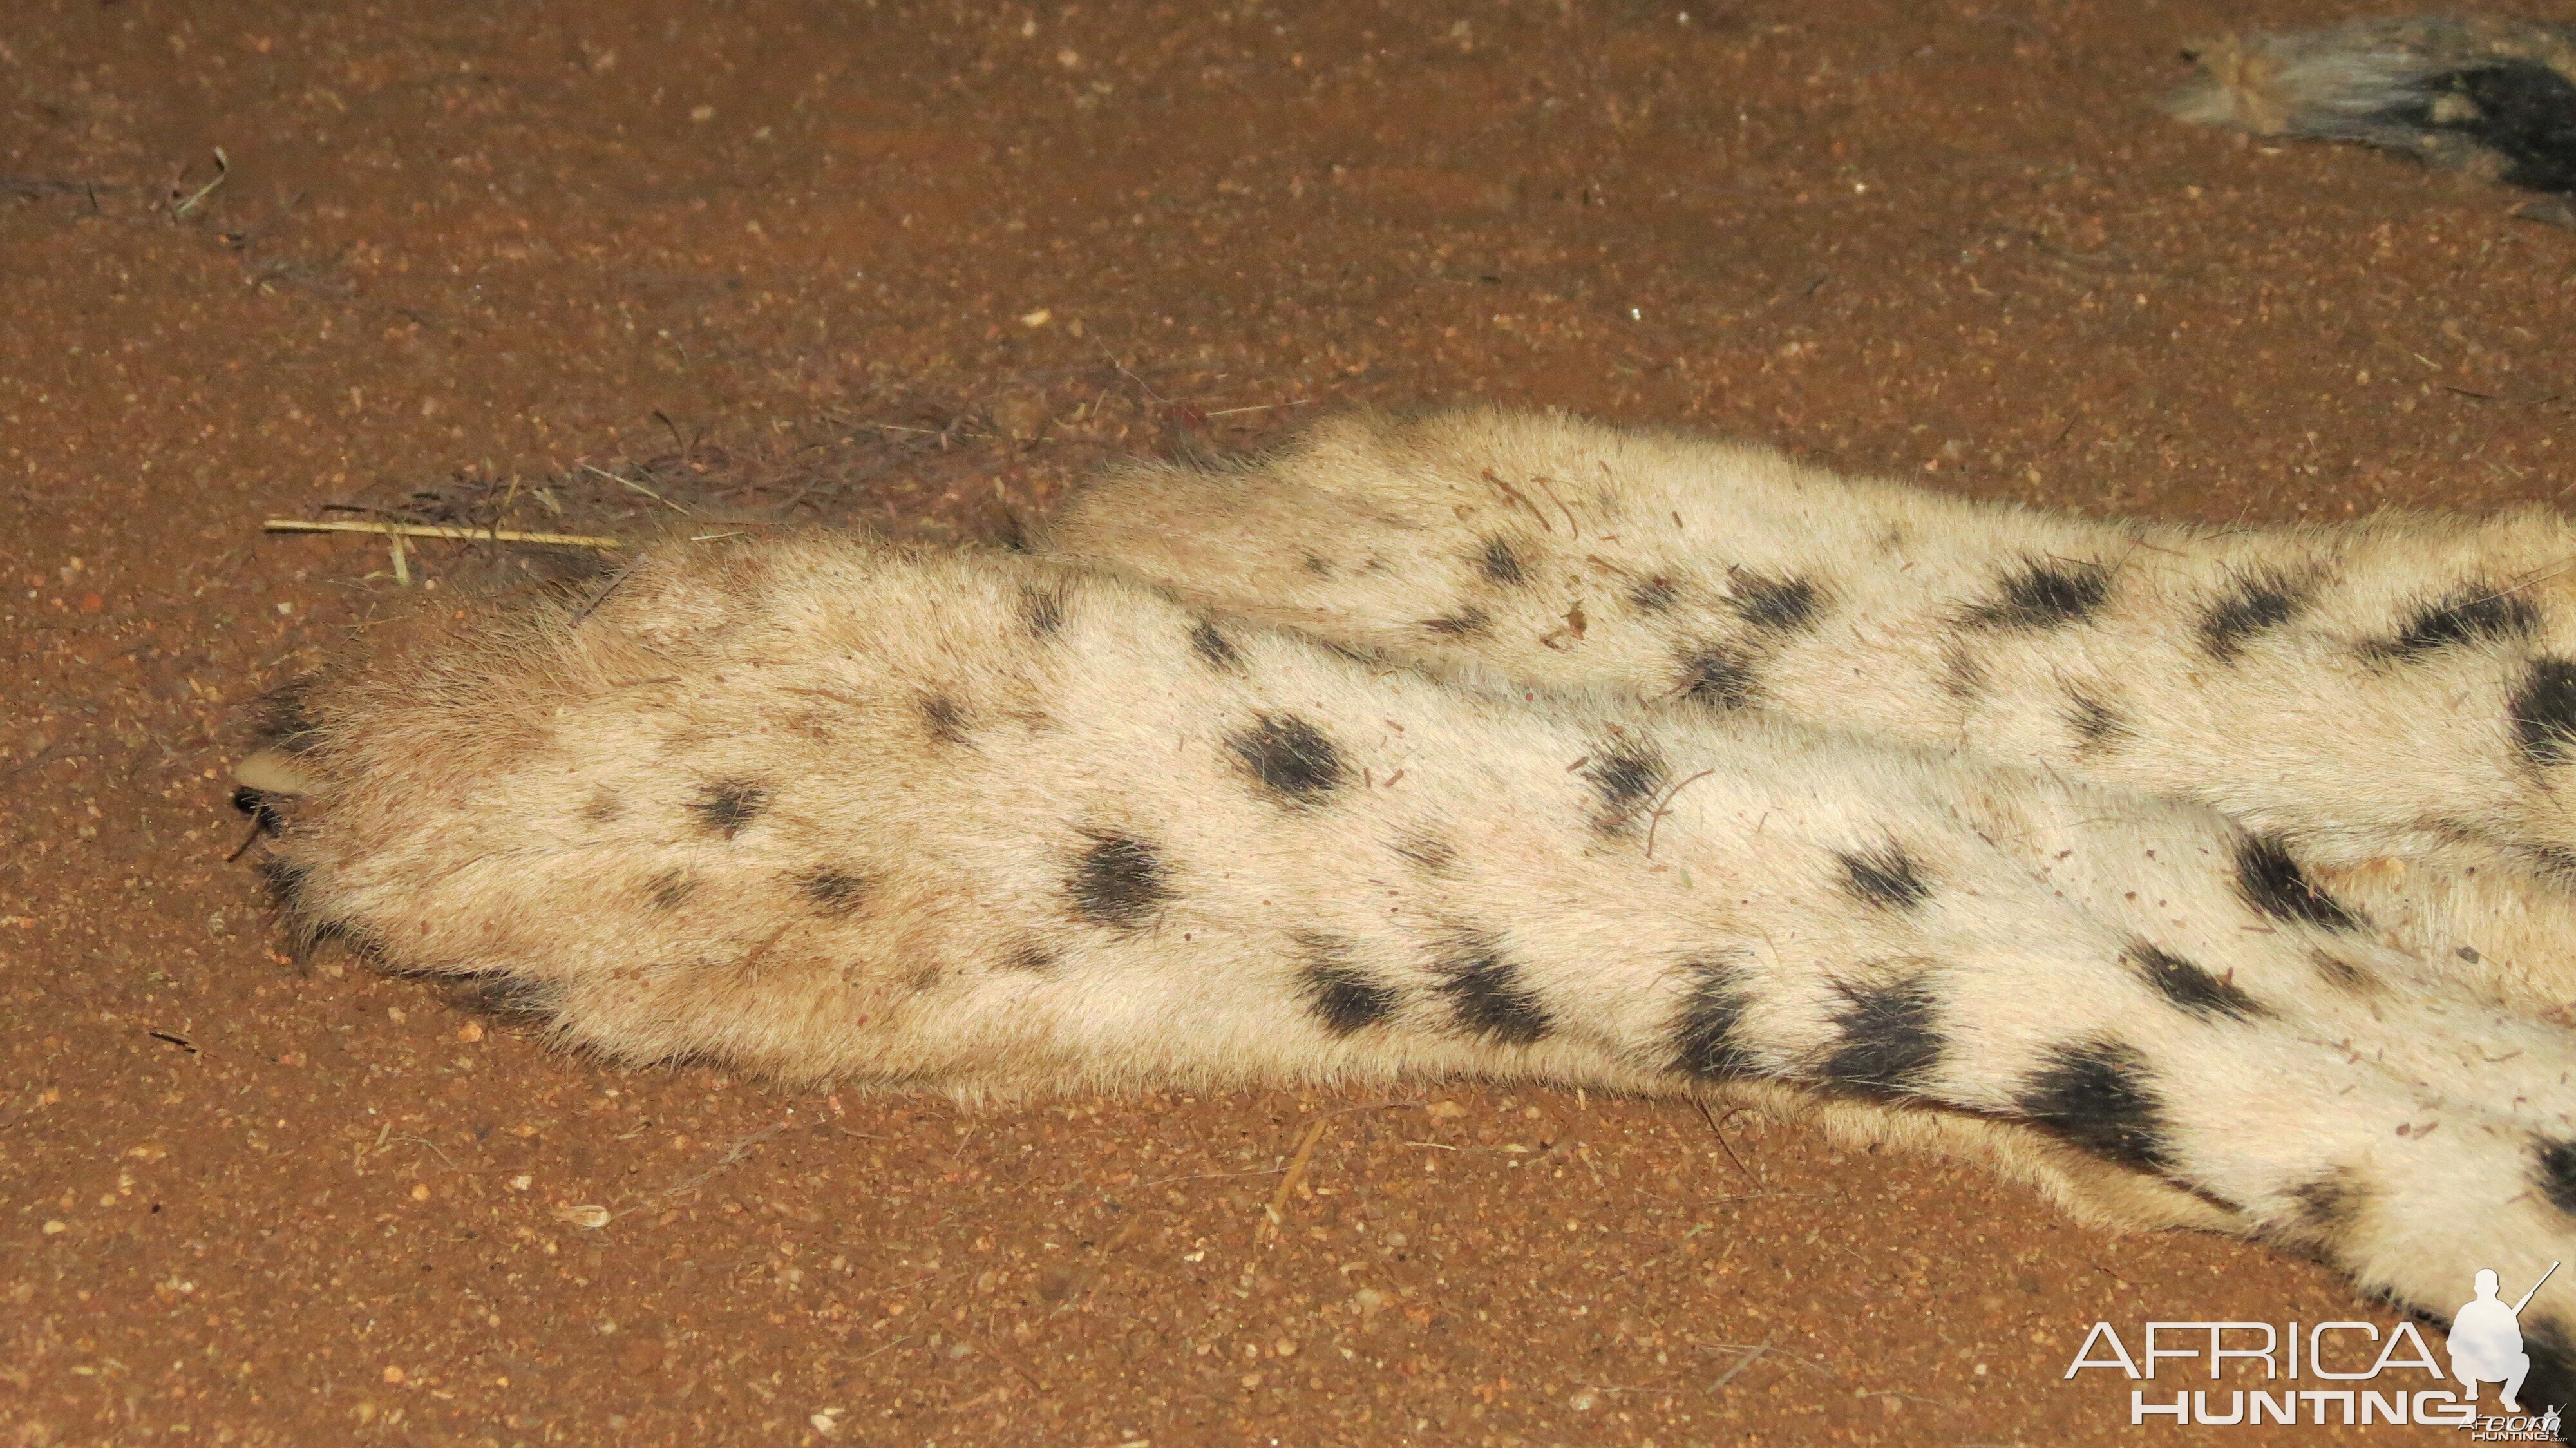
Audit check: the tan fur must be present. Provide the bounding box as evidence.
[1043,407,2576,1014]
[244,522,2576,1342]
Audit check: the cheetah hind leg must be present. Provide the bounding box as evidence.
[1037,407,2576,1016]
[243,533,2576,1398]
[233,719,2232,1240]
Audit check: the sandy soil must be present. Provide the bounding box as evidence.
[8,0,2575,1442]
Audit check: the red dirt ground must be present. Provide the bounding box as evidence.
[8,1,2575,1443]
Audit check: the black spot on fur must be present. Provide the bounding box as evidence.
[1966,558,2110,631]
[648,870,696,910]
[1392,831,1459,873]
[2234,835,2364,931]
[2310,949,2381,994]
[1422,607,1490,638]
[801,868,867,917]
[1297,932,1396,1036]
[1821,978,1942,1096]
[2377,584,2540,660]
[1021,585,1065,638]
[2536,1138,2576,1217]
[1671,958,1761,1080]
[1435,933,1551,1045]
[1307,964,1396,1034]
[2126,940,2266,1021]
[254,855,374,960]
[920,694,971,745]
[1006,942,1056,973]
[231,786,284,836]
[582,792,624,824]
[2515,658,2576,765]
[2067,693,2127,750]
[1227,712,1345,806]
[1837,846,1931,911]
[1584,745,1666,832]
[2287,1168,2366,1240]
[1068,832,1173,929]
[2018,1040,2174,1171]
[1938,643,1988,701]
[1726,571,1823,634]
[1302,553,1334,576]
[694,780,770,839]
[441,973,562,1025]
[1628,575,1679,612]
[2409,61,2576,195]
[255,854,313,910]
[2199,572,2309,661]
[1189,620,1242,671]
[1476,537,1528,586]
[252,680,321,756]
[1590,754,1663,806]
[2523,844,2576,888]
[1679,643,1756,709]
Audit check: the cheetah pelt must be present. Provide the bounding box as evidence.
[1044,407,2576,1013]
[242,410,2576,1389]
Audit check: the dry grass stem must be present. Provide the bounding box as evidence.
[263,519,624,549]
[1256,1116,1334,1242]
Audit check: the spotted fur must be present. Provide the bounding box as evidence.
[242,421,2576,1400]
[1043,407,2576,1015]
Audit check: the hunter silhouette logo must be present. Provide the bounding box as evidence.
[2455,1263,2559,1414]
[2060,1261,2567,1431]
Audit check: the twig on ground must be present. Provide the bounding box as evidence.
[263,519,622,549]
[1203,399,1312,417]
[389,1132,466,1172]
[603,1118,796,1224]
[581,463,695,515]
[1696,1338,1835,1379]
[1709,1341,1770,1391]
[1256,1116,1334,1241]
[172,148,229,218]
[1693,1100,1762,1189]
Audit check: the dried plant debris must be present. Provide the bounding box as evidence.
[2172,17,2576,212]
[283,368,1299,590]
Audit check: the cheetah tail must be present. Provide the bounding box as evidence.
[2170,17,2576,198]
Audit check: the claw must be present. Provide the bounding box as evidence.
[233,748,318,797]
